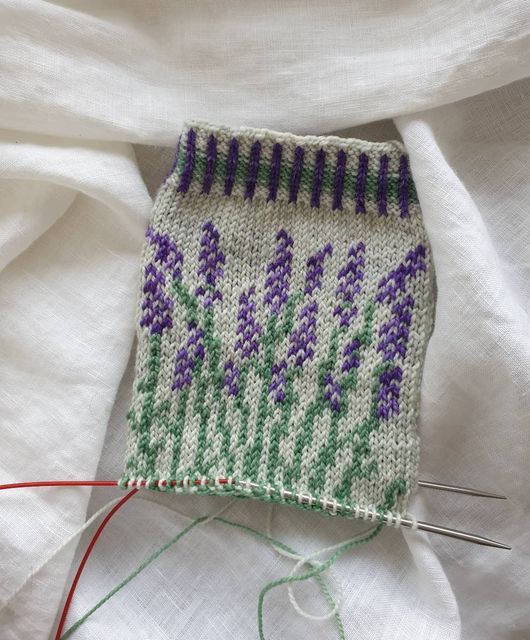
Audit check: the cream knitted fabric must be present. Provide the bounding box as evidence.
[121,122,435,519]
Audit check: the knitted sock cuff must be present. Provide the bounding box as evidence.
[169,121,417,217]
[122,121,435,520]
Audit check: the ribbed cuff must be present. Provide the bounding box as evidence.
[167,121,418,217]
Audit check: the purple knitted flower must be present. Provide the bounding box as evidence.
[341,337,361,374]
[146,227,184,280]
[269,360,288,404]
[324,373,342,413]
[139,264,173,335]
[304,243,333,295]
[264,229,294,315]
[223,360,241,397]
[235,287,262,360]
[195,221,225,308]
[172,324,205,391]
[223,287,262,396]
[334,242,365,328]
[377,366,403,420]
[376,244,426,304]
[377,295,414,362]
[287,301,318,368]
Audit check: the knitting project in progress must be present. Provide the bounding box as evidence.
[121,122,435,521]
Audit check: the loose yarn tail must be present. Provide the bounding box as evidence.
[61,503,383,640]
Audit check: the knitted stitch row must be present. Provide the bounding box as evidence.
[121,122,435,519]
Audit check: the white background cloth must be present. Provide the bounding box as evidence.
[0,2,529,638]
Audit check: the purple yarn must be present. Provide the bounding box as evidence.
[235,287,262,359]
[333,242,365,328]
[201,134,217,195]
[377,366,403,419]
[376,244,426,304]
[264,229,294,315]
[195,221,225,308]
[177,128,196,194]
[140,264,173,335]
[245,140,261,200]
[398,155,410,218]
[287,300,318,368]
[222,287,262,397]
[341,337,361,374]
[355,152,369,214]
[304,243,333,295]
[172,325,205,391]
[223,360,241,397]
[267,143,283,202]
[288,146,304,204]
[324,374,342,413]
[332,150,347,211]
[146,227,184,280]
[377,154,389,216]
[269,360,288,404]
[310,148,326,208]
[224,137,239,196]
[377,295,414,362]
[139,229,184,335]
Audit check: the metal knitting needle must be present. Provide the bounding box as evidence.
[236,481,511,550]
[418,480,507,500]
[398,517,511,549]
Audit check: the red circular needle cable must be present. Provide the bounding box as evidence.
[54,488,138,640]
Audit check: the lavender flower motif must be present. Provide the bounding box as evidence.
[377,295,414,362]
[375,245,427,420]
[264,229,294,315]
[304,243,333,295]
[146,227,184,280]
[269,360,288,404]
[324,373,342,413]
[272,245,332,402]
[223,287,262,396]
[287,301,318,367]
[234,287,262,359]
[139,229,184,335]
[140,264,173,335]
[376,244,426,304]
[172,324,205,391]
[223,360,240,397]
[377,366,402,420]
[333,242,365,328]
[195,221,226,308]
[341,338,361,374]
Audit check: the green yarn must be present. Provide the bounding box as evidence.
[61,511,384,639]
[61,516,205,639]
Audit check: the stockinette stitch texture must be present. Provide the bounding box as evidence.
[121,121,435,521]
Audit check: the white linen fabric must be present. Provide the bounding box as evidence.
[0,2,528,639]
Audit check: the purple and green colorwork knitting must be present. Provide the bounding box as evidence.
[122,122,435,519]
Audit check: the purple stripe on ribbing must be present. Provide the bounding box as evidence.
[332,150,347,210]
[224,137,239,196]
[268,143,283,202]
[177,128,196,193]
[355,152,369,214]
[245,140,262,200]
[398,155,410,218]
[377,154,389,216]
[288,146,305,204]
[201,134,217,194]
[310,149,326,208]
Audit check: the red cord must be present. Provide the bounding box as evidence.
[54,489,138,640]
[0,481,119,491]
[0,478,234,492]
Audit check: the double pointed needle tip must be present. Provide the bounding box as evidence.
[418,480,507,500]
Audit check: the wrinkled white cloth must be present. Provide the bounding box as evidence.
[0,2,529,639]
